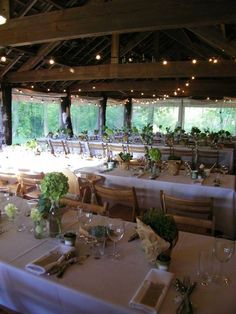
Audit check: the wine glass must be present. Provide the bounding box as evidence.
[220,164,229,176]
[213,235,235,286]
[107,219,125,259]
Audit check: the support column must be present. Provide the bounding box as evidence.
[99,96,107,134]
[124,97,132,129]
[111,34,119,64]
[60,90,73,138]
[1,83,12,145]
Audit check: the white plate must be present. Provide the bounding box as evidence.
[129,268,174,314]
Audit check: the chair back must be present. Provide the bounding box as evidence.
[60,198,108,215]
[48,139,67,155]
[107,144,125,158]
[197,149,219,168]
[17,172,44,198]
[65,141,83,154]
[160,190,215,235]
[87,142,107,158]
[0,171,19,195]
[93,184,139,221]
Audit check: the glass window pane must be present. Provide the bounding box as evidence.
[71,101,99,135]
[183,103,236,135]
[153,106,179,132]
[106,105,124,129]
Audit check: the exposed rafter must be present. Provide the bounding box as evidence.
[0,0,236,46]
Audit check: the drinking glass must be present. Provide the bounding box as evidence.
[220,164,229,176]
[198,249,214,286]
[107,219,125,259]
[77,207,93,241]
[213,235,235,286]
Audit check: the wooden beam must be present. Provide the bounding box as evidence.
[1,83,12,145]
[18,41,61,72]
[0,0,9,20]
[71,79,236,96]
[0,0,236,46]
[111,33,119,64]
[18,0,38,17]
[189,26,236,57]
[5,61,236,83]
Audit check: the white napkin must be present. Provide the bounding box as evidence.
[25,245,75,275]
[129,269,174,314]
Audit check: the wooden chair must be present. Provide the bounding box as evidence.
[127,145,146,155]
[196,149,219,168]
[159,147,173,160]
[48,139,68,155]
[60,198,108,215]
[173,148,195,164]
[65,141,83,155]
[17,172,44,199]
[107,143,125,158]
[0,171,19,195]
[87,142,107,158]
[92,184,139,222]
[160,190,215,236]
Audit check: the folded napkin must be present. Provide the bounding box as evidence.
[129,269,173,314]
[25,245,75,275]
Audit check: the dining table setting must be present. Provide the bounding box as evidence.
[0,195,235,314]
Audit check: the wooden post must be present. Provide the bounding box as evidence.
[124,97,132,129]
[1,83,12,145]
[99,96,107,134]
[111,33,119,64]
[60,91,73,138]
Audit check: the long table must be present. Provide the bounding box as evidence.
[0,198,235,314]
[78,166,236,238]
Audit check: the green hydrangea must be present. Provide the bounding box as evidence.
[30,208,43,222]
[40,172,69,201]
[4,203,17,219]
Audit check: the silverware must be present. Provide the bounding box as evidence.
[56,254,90,278]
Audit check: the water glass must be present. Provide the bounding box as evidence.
[107,219,125,259]
[198,249,214,286]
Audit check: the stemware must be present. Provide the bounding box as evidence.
[220,164,229,176]
[77,207,93,241]
[107,219,125,259]
[213,235,235,286]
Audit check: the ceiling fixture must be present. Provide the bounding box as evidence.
[49,58,55,65]
[95,54,101,60]
[0,55,6,62]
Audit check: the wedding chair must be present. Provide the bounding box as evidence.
[65,140,83,155]
[107,143,125,158]
[87,142,107,158]
[196,149,219,168]
[48,139,68,155]
[160,190,215,236]
[92,184,139,222]
[0,171,19,195]
[17,172,45,199]
[173,148,195,164]
[60,198,108,215]
[127,145,146,155]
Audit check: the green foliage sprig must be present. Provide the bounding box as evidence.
[40,172,69,202]
[140,208,178,243]
[148,147,162,162]
[118,152,133,162]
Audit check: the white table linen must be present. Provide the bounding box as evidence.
[0,207,235,314]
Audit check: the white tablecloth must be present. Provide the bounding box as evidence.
[79,167,236,238]
[0,205,235,314]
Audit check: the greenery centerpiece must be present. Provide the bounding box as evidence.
[116,152,133,170]
[147,147,162,175]
[40,172,69,237]
[136,208,178,264]
[167,155,182,175]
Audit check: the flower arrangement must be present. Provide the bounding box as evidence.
[40,172,69,202]
[136,208,178,264]
[4,203,17,220]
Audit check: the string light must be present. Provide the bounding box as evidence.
[131,89,134,93]
[162,60,168,65]
[213,59,218,64]
[78,88,81,92]
[95,54,101,60]
[69,68,75,73]
[31,85,34,89]
[185,82,189,87]
[92,86,96,89]
[49,58,55,65]
[47,88,50,92]
[192,59,197,64]
[174,91,177,96]
[0,56,6,62]
[63,89,66,93]
[191,76,195,80]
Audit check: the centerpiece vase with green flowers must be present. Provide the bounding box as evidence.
[147,147,162,176]
[40,172,69,237]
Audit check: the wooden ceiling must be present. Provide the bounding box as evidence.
[1,0,236,99]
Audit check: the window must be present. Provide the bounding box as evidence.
[71,99,99,135]
[106,102,124,130]
[183,99,236,135]
[12,93,61,144]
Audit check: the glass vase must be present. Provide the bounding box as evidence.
[34,219,48,239]
[49,200,62,238]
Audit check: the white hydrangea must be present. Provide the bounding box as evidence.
[30,208,43,222]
